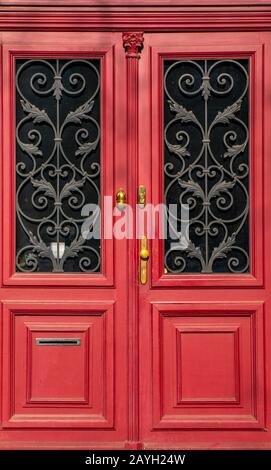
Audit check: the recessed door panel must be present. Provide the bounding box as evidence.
[151,302,264,430]
[149,38,263,288]
[3,41,115,286]
[2,302,114,428]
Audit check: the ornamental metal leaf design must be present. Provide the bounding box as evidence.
[164,59,249,274]
[208,180,236,200]
[29,231,51,257]
[52,77,64,101]
[20,99,50,124]
[207,235,237,273]
[168,100,198,124]
[31,178,56,199]
[186,240,205,265]
[19,141,43,157]
[210,234,236,261]
[60,177,86,201]
[179,179,204,199]
[212,100,242,126]
[64,99,94,125]
[224,142,246,159]
[167,142,190,158]
[16,58,101,273]
[75,140,99,157]
[201,77,211,101]
[62,236,85,258]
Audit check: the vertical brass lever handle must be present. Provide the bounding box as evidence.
[140,236,149,285]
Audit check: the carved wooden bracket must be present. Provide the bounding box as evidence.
[122,32,144,58]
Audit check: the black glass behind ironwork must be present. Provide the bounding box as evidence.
[16,58,101,273]
[164,59,249,274]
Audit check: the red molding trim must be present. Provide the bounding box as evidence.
[143,442,271,450]
[0,441,127,450]
[1,1,271,6]
[1,3,271,31]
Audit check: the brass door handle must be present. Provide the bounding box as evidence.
[140,236,149,285]
[116,188,126,210]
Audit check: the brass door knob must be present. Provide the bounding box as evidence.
[140,248,149,260]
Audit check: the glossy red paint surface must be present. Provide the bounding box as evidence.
[0,1,271,451]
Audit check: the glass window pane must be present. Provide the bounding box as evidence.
[164,59,249,274]
[16,58,101,273]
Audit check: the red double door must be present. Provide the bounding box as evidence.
[0,30,270,450]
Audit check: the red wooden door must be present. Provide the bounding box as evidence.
[138,31,270,449]
[0,31,130,449]
[0,25,271,452]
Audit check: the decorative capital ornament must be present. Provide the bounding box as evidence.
[122,32,144,58]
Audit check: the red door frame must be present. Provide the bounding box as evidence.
[0,0,271,450]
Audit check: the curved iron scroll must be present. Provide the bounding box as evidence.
[16,58,101,273]
[164,59,249,274]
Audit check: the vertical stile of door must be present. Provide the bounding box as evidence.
[0,38,3,428]
[122,32,144,449]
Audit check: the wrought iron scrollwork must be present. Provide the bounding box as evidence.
[16,58,101,273]
[164,59,249,274]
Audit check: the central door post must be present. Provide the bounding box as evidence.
[122,31,144,450]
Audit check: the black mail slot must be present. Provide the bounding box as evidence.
[35,338,81,346]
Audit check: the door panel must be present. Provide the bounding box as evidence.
[151,302,264,430]
[149,38,264,288]
[2,302,114,428]
[2,39,114,287]
[139,32,271,448]
[0,32,128,448]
